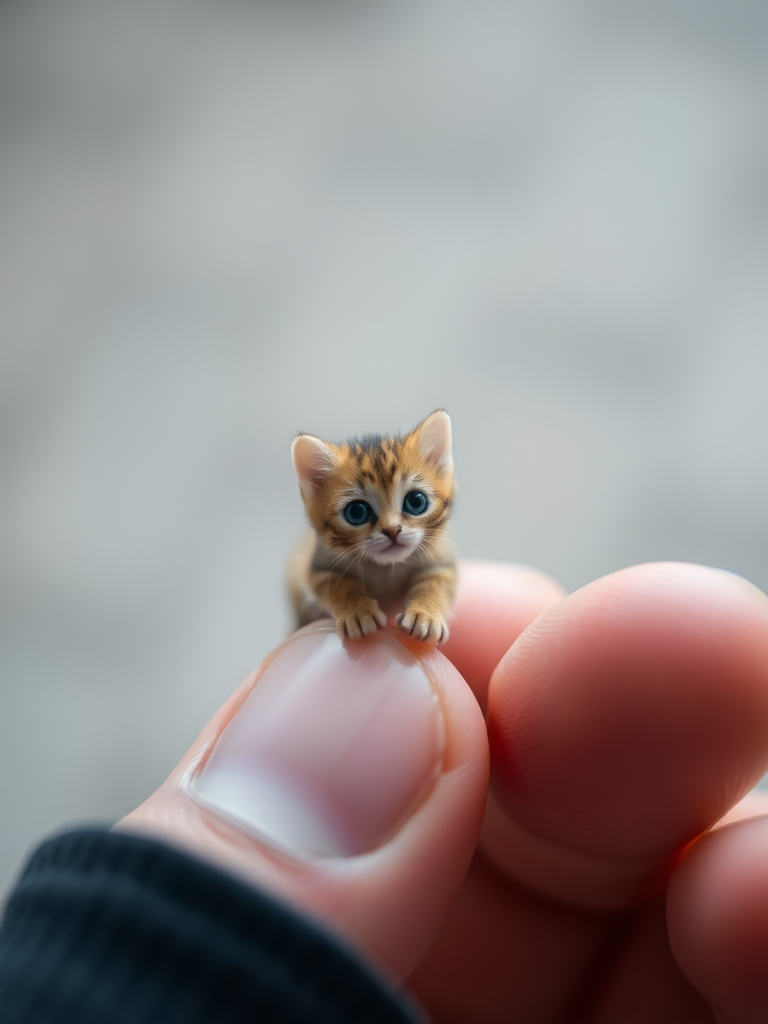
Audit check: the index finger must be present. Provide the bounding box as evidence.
[411,562,768,1023]
[486,562,768,908]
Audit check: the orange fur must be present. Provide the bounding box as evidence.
[288,410,457,643]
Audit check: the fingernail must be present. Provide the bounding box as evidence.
[191,626,445,858]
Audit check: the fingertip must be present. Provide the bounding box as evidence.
[444,560,566,709]
[120,626,489,980]
[668,815,768,1024]
[485,563,768,905]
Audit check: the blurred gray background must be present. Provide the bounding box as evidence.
[2,0,767,898]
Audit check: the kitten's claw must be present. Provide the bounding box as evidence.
[397,609,449,645]
[338,604,387,641]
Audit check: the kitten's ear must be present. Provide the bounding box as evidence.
[292,434,337,497]
[412,410,453,472]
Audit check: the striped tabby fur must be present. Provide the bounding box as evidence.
[289,410,456,643]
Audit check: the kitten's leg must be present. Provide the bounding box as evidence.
[398,563,457,644]
[311,571,387,641]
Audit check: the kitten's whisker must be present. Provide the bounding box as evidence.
[442,529,477,554]
[355,550,367,587]
[327,551,351,574]
[328,545,366,583]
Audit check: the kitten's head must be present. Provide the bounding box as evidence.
[292,410,454,566]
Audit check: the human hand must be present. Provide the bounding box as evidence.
[411,561,768,1024]
[118,561,768,1023]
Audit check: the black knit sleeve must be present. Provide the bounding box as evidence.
[0,829,424,1024]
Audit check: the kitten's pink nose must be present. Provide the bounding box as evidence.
[382,526,402,542]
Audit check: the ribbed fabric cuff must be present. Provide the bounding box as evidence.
[0,829,423,1024]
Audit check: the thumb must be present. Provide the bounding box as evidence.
[117,622,489,980]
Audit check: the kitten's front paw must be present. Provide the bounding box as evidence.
[337,601,387,641]
[397,607,450,645]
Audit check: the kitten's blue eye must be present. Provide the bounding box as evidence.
[343,500,373,526]
[403,490,429,516]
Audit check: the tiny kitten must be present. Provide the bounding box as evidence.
[288,410,457,644]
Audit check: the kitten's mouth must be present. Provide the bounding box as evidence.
[368,538,415,564]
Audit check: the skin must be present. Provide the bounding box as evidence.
[119,560,768,1023]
